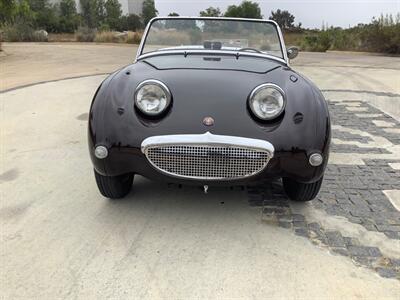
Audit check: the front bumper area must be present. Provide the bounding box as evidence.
[141,132,274,181]
[90,133,327,185]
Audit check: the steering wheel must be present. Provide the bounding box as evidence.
[238,47,262,53]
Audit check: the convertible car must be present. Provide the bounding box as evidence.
[88,17,331,201]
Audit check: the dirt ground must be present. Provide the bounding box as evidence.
[1,42,399,95]
[0,43,137,91]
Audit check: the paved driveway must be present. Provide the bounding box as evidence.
[1,44,400,298]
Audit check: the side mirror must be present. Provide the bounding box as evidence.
[287,46,299,60]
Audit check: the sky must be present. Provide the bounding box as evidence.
[154,0,400,29]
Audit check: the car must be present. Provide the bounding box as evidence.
[88,17,331,201]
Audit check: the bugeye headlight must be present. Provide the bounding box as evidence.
[248,83,286,121]
[134,79,171,116]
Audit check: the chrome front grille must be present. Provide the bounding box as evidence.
[142,133,274,180]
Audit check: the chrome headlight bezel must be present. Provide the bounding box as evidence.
[134,79,172,116]
[248,83,286,121]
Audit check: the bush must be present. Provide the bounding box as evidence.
[2,22,35,41]
[301,31,332,52]
[98,23,111,32]
[57,16,79,33]
[358,22,400,54]
[75,26,96,42]
[299,16,400,54]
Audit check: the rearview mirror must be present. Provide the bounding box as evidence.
[287,47,299,60]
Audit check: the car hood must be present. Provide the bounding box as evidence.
[142,54,282,74]
[96,56,321,151]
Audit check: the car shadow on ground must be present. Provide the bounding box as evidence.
[98,175,258,222]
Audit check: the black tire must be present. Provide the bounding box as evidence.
[94,170,134,199]
[283,177,323,202]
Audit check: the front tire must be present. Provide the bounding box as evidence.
[94,170,134,199]
[283,177,323,202]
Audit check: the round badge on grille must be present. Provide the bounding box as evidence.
[203,117,214,126]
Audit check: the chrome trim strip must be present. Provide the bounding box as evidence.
[135,16,288,65]
[141,132,274,155]
[276,23,289,65]
[137,50,287,65]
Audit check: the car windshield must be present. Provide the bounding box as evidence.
[141,18,284,59]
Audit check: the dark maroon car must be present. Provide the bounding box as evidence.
[88,17,331,201]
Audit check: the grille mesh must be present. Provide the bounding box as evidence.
[145,145,271,180]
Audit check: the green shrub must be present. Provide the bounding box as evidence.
[301,32,331,52]
[57,16,79,33]
[75,26,96,42]
[359,22,400,54]
[329,30,354,50]
[98,23,111,32]
[2,22,34,41]
[299,16,400,54]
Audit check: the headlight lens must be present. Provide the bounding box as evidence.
[249,84,286,120]
[134,80,171,116]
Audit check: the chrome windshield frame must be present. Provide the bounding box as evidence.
[135,16,289,65]
[136,49,287,65]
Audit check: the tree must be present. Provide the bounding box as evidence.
[27,0,47,11]
[32,1,60,32]
[224,1,262,19]
[0,0,17,24]
[96,0,106,23]
[60,0,76,18]
[104,0,121,29]
[141,0,157,26]
[125,13,142,31]
[199,7,221,17]
[15,0,35,23]
[59,0,78,32]
[80,0,105,28]
[168,12,179,16]
[269,9,295,29]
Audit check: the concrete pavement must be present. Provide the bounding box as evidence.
[1,45,400,299]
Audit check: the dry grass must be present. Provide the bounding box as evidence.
[146,30,191,46]
[47,31,142,44]
[48,33,76,42]
[126,32,142,44]
[94,31,124,43]
[75,27,96,42]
